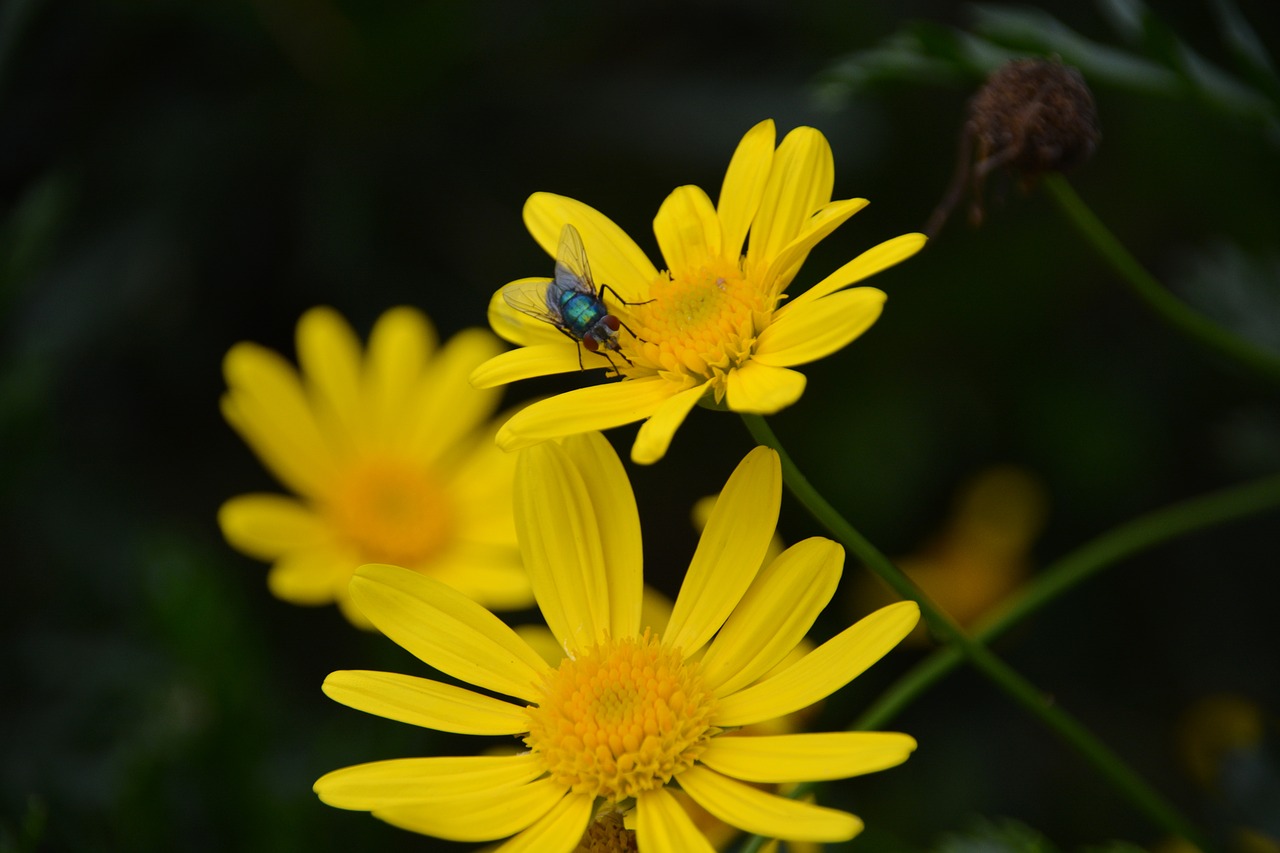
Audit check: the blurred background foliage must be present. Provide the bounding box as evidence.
[2,0,1279,851]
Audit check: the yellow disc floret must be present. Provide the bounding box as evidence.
[322,457,455,566]
[525,631,719,803]
[632,258,768,399]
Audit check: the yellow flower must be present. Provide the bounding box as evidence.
[315,433,919,851]
[219,306,533,626]
[472,119,926,464]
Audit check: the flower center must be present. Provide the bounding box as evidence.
[524,631,719,803]
[323,458,454,567]
[631,258,766,391]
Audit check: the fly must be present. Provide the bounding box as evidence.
[501,223,650,374]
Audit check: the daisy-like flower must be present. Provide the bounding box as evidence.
[472,119,927,464]
[314,432,919,850]
[219,306,533,626]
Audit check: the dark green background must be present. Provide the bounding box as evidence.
[3,1,1278,850]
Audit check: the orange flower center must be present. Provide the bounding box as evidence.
[629,258,767,397]
[323,458,454,566]
[524,631,719,803]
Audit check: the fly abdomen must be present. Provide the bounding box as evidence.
[556,290,610,335]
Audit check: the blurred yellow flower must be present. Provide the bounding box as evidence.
[854,466,1046,641]
[1178,693,1267,790]
[472,118,926,464]
[315,434,919,851]
[1166,694,1279,853]
[219,306,533,626]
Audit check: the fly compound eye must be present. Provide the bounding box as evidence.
[583,337,600,352]
[603,315,621,332]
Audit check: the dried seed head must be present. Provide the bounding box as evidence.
[970,58,1100,179]
[927,58,1101,237]
[573,809,638,853]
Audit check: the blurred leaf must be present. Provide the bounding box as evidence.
[820,3,1278,141]
[1211,0,1280,98]
[1095,0,1147,43]
[932,818,1148,853]
[0,173,74,312]
[1113,0,1277,120]
[933,818,1058,853]
[1173,241,1280,357]
[0,795,47,853]
[816,26,988,101]
[968,5,1178,92]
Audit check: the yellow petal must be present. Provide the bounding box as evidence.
[321,670,530,735]
[221,342,336,496]
[486,281,570,347]
[490,791,595,853]
[405,327,504,463]
[266,548,350,605]
[746,127,833,273]
[718,119,777,260]
[349,563,549,702]
[724,361,807,414]
[515,440,611,652]
[677,765,862,842]
[631,383,707,465]
[699,731,917,783]
[699,537,843,696]
[524,193,657,302]
[753,287,885,368]
[218,494,327,560]
[635,787,717,853]
[714,601,920,727]
[782,233,926,315]
[374,777,566,842]
[296,306,368,453]
[470,344,585,389]
[762,197,869,299]
[664,447,781,655]
[654,185,722,277]
[560,432,643,640]
[496,377,677,451]
[315,753,544,809]
[364,307,436,447]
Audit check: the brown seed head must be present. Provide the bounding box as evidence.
[573,809,638,853]
[970,58,1101,181]
[927,58,1100,237]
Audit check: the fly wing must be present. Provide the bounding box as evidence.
[554,223,597,296]
[501,279,565,328]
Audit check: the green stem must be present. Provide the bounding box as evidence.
[856,471,1280,732]
[1043,172,1280,386]
[738,414,1214,852]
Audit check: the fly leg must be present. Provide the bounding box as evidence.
[598,284,655,344]
[553,326,587,371]
[598,284,654,309]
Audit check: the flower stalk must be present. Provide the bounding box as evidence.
[1044,172,1280,387]
[740,413,1215,852]
[857,470,1280,729]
